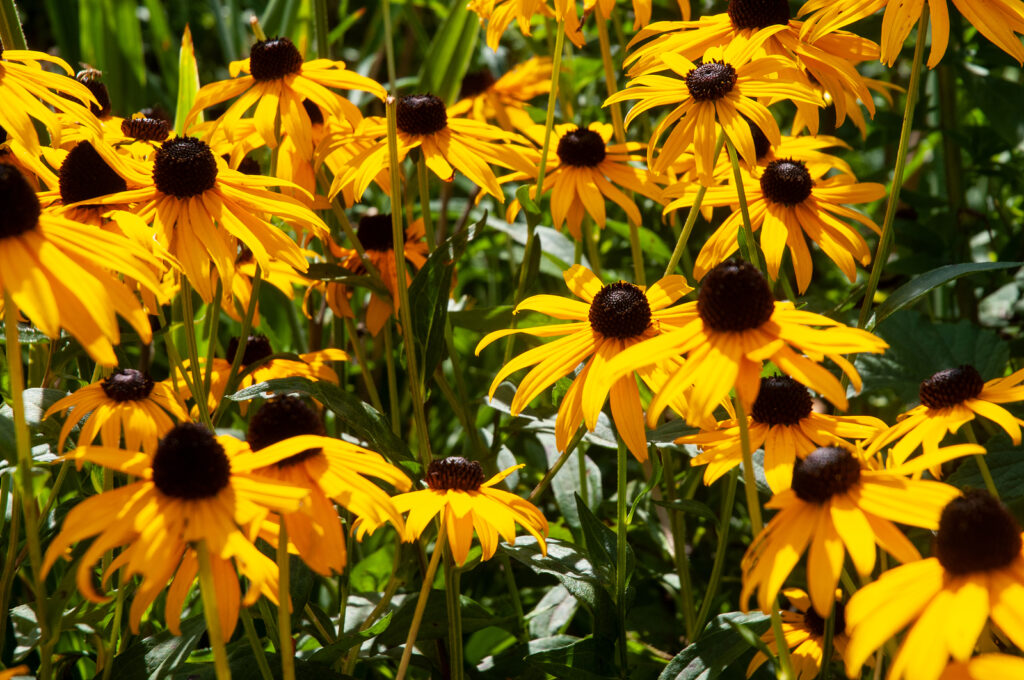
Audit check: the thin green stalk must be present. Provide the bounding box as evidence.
[316,168,385,285]
[385,94,433,468]
[0,483,21,659]
[343,317,385,414]
[0,0,27,50]
[661,451,696,640]
[442,321,488,461]
[277,524,296,680]
[382,323,401,436]
[258,598,281,653]
[964,422,999,500]
[529,428,586,502]
[664,132,726,277]
[179,281,213,429]
[342,537,405,673]
[499,551,528,643]
[444,551,464,680]
[100,584,126,680]
[769,605,794,680]
[395,523,448,680]
[820,607,835,680]
[203,279,224,399]
[694,469,737,633]
[733,396,763,534]
[381,0,397,90]
[615,439,630,677]
[857,6,930,330]
[4,294,51,680]
[583,219,603,279]
[725,139,763,275]
[240,607,274,680]
[213,267,261,426]
[579,442,589,505]
[417,154,436,250]
[313,0,330,59]
[535,20,566,202]
[197,541,232,680]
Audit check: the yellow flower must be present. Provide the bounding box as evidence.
[468,0,584,51]
[845,490,1024,680]
[681,375,887,490]
[449,57,551,131]
[747,588,847,680]
[867,365,1024,466]
[41,423,309,638]
[476,265,694,461]
[503,123,664,240]
[586,0,653,29]
[939,654,1024,680]
[581,260,888,427]
[742,443,976,617]
[360,457,548,566]
[606,32,821,184]
[44,368,190,456]
[663,157,886,292]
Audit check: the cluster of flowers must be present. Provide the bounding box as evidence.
[1,0,1024,675]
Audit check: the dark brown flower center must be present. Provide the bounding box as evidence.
[59,141,127,205]
[459,69,496,99]
[357,213,396,252]
[151,423,231,499]
[249,37,304,81]
[936,490,1022,575]
[153,136,218,198]
[425,456,485,491]
[247,396,326,467]
[919,365,984,409]
[751,376,813,426]
[120,116,171,142]
[686,61,737,101]
[791,446,861,503]
[75,68,112,118]
[589,281,652,339]
[728,0,792,30]
[760,159,813,205]
[100,368,155,402]
[236,155,262,176]
[397,94,448,136]
[697,260,775,332]
[303,99,324,126]
[557,127,607,167]
[0,164,40,239]
[801,600,845,637]
[226,334,274,367]
[746,117,771,160]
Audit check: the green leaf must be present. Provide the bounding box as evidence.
[946,434,1024,501]
[526,636,620,680]
[527,584,580,639]
[516,185,541,215]
[870,261,1023,329]
[348,544,395,593]
[376,593,503,648]
[658,612,770,680]
[416,1,480,105]
[174,25,201,136]
[108,613,206,678]
[652,499,719,525]
[308,611,393,665]
[574,494,633,596]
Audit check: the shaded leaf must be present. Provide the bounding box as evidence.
[658,612,770,680]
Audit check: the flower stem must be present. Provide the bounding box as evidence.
[385,94,433,468]
[963,422,999,500]
[769,604,794,680]
[3,294,52,680]
[661,451,697,640]
[381,0,398,91]
[417,154,436,250]
[732,397,763,534]
[725,139,763,276]
[396,522,448,680]
[277,523,296,680]
[444,549,464,680]
[535,20,566,204]
[529,428,586,502]
[196,541,232,680]
[694,469,737,633]
[203,279,224,398]
[583,219,603,279]
[343,317,385,414]
[212,266,261,426]
[382,322,402,436]
[240,607,274,680]
[0,0,27,50]
[615,438,630,676]
[820,605,835,680]
[180,281,214,429]
[857,6,930,330]
[664,131,726,277]
[313,0,330,59]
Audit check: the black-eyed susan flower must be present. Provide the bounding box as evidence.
[476,265,694,461]
[845,490,1024,680]
[246,397,410,575]
[624,0,881,135]
[747,588,847,680]
[468,0,584,51]
[681,375,887,491]
[449,57,551,131]
[587,0,654,29]
[939,654,1024,680]
[41,423,309,638]
[582,260,888,428]
[799,0,1024,67]
[606,33,821,184]
[0,46,100,155]
[90,136,328,302]
[663,157,886,292]
[323,94,535,202]
[741,443,976,617]
[223,245,311,323]
[0,165,164,365]
[322,214,429,336]
[868,365,1024,466]
[359,456,548,566]
[187,36,385,158]
[503,123,664,240]
[44,368,190,456]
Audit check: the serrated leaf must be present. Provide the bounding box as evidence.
[658,612,770,680]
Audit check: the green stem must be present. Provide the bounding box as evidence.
[694,469,737,634]
[661,451,696,641]
[417,154,436,250]
[0,0,27,50]
[342,537,404,673]
[964,422,999,500]
[820,606,835,680]
[0,479,21,660]
[615,439,630,677]
[769,605,795,680]
[3,294,51,680]
[733,397,763,535]
[583,219,603,280]
[196,541,232,680]
[529,428,586,502]
[313,0,330,59]
[857,6,930,330]
[213,267,262,426]
[203,279,224,399]
[725,139,763,276]
[277,524,296,680]
[444,550,464,680]
[180,281,213,429]
[578,442,589,505]
[535,20,566,202]
[395,523,448,680]
[240,607,274,680]
[101,584,126,680]
[385,95,433,469]
[383,322,401,436]
[498,551,528,643]
[664,132,726,277]
[343,317,385,415]
[381,0,397,91]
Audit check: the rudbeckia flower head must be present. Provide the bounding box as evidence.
[449,57,551,131]
[845,490,1024,680]
[747,587,847,680]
